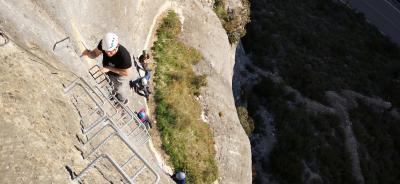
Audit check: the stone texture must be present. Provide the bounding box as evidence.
[0,0,252,183]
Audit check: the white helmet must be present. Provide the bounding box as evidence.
[175,172,186,180]
[102,32,119,51]
[141,78,148,86]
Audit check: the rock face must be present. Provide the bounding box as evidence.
[0,41,82,184]
[180,2,252,183]
[0,0,251,183]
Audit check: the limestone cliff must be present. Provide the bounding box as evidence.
[0,0,251,183]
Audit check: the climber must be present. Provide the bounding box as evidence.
[82,32,132,104]
[135,50,152,82]
[137,108,152,129]
[138,50,151,71]
[171,171,186,184]
[129,70,151,100]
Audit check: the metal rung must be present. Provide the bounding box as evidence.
[81,119,160,183]
[84,117,135,158]
[78,87,120,135]
[73,154,133,184]
[81,104,136,146]
[134,131,150,145]
[89,65,115,100]
[92,71,102,80]
[68,68,157,183]
[125,126,150,146]
[89,65,112,85]
[100,80,113,91]
[121,155,136,168]
[86,131,116,158]
[112,101,135,128]
[88,107,101,117]
[126,107,151,145]
[64,77,105,105]
[127,125,141,137]
[98,78,108,86]
[125,120,145,135]
[89,65,102,78]
[93,86,118,116]
[131,165,146,180]
[73,99,101,118]
[64,77,108,132]
[130,126,146,138]
[81,113,108,135]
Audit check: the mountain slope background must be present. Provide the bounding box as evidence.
[235,0,400,183]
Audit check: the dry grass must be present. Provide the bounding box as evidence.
[152,11,217,183]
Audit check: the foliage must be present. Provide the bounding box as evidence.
[236,106,255,136]
[350,103,400,184]
[251,77,355,184]
[152,11,217,183]
[241,0,400,183]
[242,0,400,107]
[213,0,250,44]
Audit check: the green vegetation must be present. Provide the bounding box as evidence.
[240,0,400,183]
[250,78,355,184]
[350,103,400,184]
[243,0,400,106]
[213,0,250,44]
[236,106,255,136]
[152,11,217,183]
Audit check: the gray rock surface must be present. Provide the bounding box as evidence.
[0,41,83,184]
[180,1,251,182]
[0,0,252,183]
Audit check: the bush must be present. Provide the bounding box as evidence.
[213,0,250,44]
[245,77,354,183]
[350,102,400,184]
[236,106,255,136]
[242,0,400,106]
[241,0,400,183]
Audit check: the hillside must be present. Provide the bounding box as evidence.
[236,0,400,183]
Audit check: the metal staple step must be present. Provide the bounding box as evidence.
[64,76,159,184]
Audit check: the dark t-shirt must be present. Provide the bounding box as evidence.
[97,40,132,69]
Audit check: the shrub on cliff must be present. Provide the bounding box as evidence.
[237,106,255,136]
[214,0,250,44]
